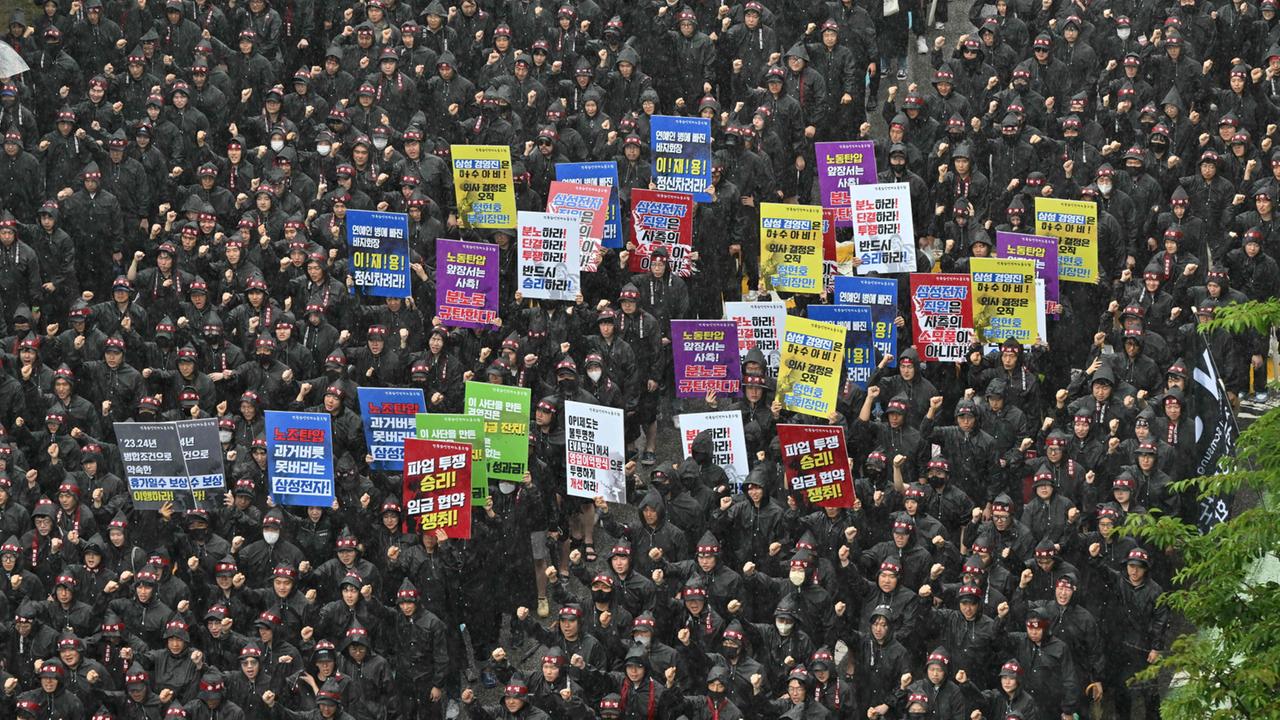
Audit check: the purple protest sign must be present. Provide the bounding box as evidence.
[816,141,877,227]
[996,231,1060,315]
[436,239,499,329]
[672,320,741,399]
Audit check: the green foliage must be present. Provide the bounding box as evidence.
[1119,397,1280,719]
[1201,299,1280,337]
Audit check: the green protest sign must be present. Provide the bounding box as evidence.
[462,382,531,483]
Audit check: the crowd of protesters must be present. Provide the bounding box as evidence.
[0,0,1275,717]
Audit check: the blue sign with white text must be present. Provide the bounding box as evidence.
[834,276,899,368]
[266,411,335,507]
[650,116,712,202]
[809,305,876,389]
[346,209,411,298]
[557,161,624,248]
[358,387,427,471]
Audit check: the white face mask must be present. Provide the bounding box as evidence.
[775,620,794,636]
[634,634,651,647]
[373,137,388,150]
[316,143,331,156]
[1117,27,1131,39]
[262,530,280,545]
[499,482,517,494]
[270,140,284,152]
[789,569,807,586]
[587,369,603,382]
[218,430,233,444]
[1098,181,1113,195]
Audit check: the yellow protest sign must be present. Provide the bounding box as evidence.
[778,315,845,418]
[1034,197,1098,283]
[760,203,824,294]
[970,258,1038,345]
[451,145,517,229]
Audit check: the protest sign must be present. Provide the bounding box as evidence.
[547,180,610,271]
[651,115,712,201]
[416,414,488,502]
[808,304,876,389]
[265,411,334,506]
[970,258,1039,344]
[996,231,1060,314]
[175,418,225,509]
[909,273,976,362]
[116,422,190,510]
[849,182,914,274]
[835,276,898,366]
[677,411,749,489]
[464,382,531,482]
[517,211,580,301]
[760,203,824,294]
[451,144,516,229]
[1034,197,1098,283]
[724,301,786,376]
[672,320,741,398]
[822,208,855,293]
[403,438,472,539]
[779,315,846,418]
[346,210,410,298]
[358,387,426,471]
[816,141,877,227]
[556,161,624,248]
[564,400,626,503]
[436,239,499,329]
[629,188,695,276]
[778,424,854,508]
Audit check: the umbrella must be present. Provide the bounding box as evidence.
[0,43,30,79]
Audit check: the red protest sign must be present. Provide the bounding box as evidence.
[629,188,695,277]
[909,273,976,363]
[777,424,854,508]
[402,438,472,539]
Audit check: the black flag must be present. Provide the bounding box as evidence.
[1189,331,1240,532]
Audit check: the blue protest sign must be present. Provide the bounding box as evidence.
[650,116,712,202]
[556,161,624,248]
[358,387,427,471]
[809,305,877,389]
[265,411,334,506]
[834,276,899,367]
[346,209,411,298]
